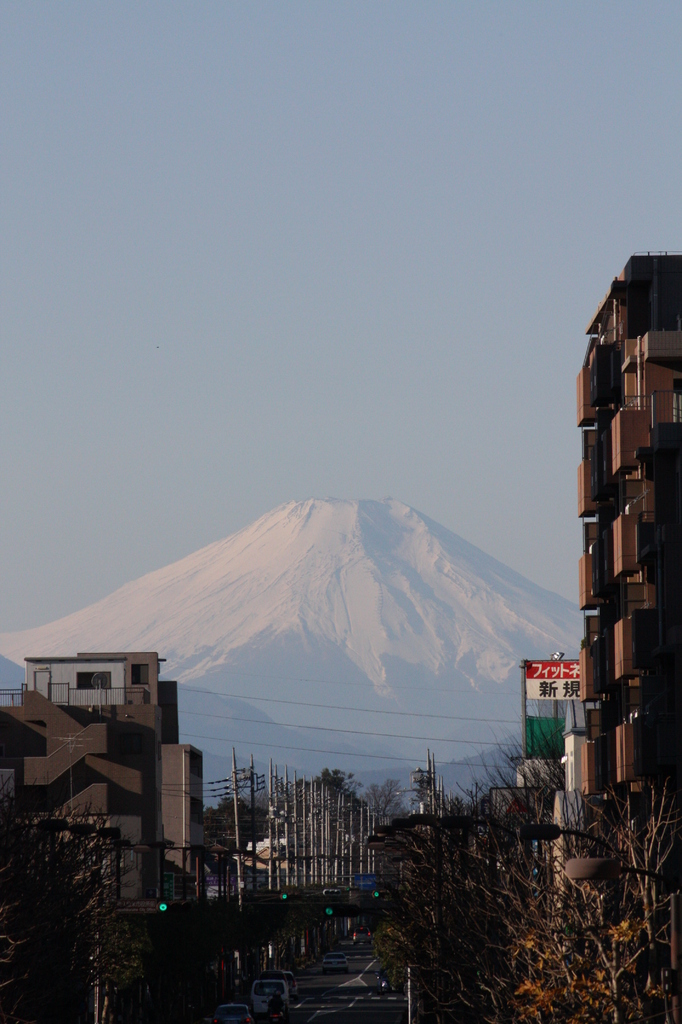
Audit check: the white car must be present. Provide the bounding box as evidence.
[322,952,349,974]
[250,979,289,1021]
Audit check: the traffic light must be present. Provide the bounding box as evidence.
[281,892,288,900]
[325,906,334,916]
[157,900,192,913]
[372,890,381,899]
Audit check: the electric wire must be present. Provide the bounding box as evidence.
[178,667,520,698]
[181,685,521,725]
[182,731,513,769]
[179,708,515,745]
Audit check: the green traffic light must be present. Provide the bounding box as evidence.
[325,907,333,916]
[158,902,168,912]
[372,890,380,898]
[281,892,288,900]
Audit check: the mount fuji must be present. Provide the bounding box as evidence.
[0,498,581,777]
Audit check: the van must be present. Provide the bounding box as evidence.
[250,979,289,1021]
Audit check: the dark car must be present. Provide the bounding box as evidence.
[212,1004,253,1024]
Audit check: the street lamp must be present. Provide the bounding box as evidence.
[519,823,614,852]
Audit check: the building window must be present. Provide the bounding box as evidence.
[120,733,143,755]
[131,664,149,687]
[77,671,111,690]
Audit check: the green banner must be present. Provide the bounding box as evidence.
[525,716,564,759]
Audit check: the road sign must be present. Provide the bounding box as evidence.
[353,874,377,891]
[117,898,159,914]
[163,873,175,900]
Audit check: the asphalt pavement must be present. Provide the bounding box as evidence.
[290,939,405,1024]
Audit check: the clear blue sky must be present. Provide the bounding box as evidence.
[2,2,681,630]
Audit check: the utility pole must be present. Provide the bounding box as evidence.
[268,758,273,891]
[359,799,364,875]
[293,771,299,886]
[302,776,307,885]
[250,754,257,893]
[329,790,337,880]
[274,765,281,891]
[231,748,242,908]
[284,765,290,888]
[311,780,316,885]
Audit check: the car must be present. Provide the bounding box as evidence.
[282,971,298,1002]
[250,979,289,1021]
[353,925,372,944]
[212,1005,253,1024]
[260,970,298,1002]
[322,952,349,975]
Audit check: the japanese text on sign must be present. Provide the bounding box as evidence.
[525,661,580,700]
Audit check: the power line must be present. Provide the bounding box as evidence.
[179,708,513,745]
[182,731,513,768]
[177,667,520,698]
[180,687,520,725]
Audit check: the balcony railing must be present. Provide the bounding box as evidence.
[652,391,682,426]
[0,689,24,707]
[50,685,127,706]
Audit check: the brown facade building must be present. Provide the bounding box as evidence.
[578,254,682,797]
[0,651,203,898]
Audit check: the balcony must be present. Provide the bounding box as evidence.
[643,331,682,369]
[652,391,682,427]
[579,646,594,701]
[636,514,656,563]
[614,617,634,680]
[616,722,635,783]
[49,684,127,707]
[590,430,616,502]
[613,515,638,577]
[579,552,600,610]
[586,707,600,741]
[592,632,613,694]
[611,407,650,474]
[581,741,597,795]
[632,606,659,668]
[578,460,596,516]
[577,366,596,426]
[590,344,618,407]
[594,733,614,790]
[592,532,614,597]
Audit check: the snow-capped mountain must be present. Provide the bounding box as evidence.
[0,498,581,772]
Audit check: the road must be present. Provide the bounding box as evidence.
[290,939,405,1024]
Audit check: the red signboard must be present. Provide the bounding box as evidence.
[525,660,580,699]
[525,661,579,680]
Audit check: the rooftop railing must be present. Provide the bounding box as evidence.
[0,690,24,707]
[50,685,127,707]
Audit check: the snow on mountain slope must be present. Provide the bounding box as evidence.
[0,498,580,685]
[0,499,581,769]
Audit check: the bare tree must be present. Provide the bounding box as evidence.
[374,781,675,1024]
[365,778,406,820]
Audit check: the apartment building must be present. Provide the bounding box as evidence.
[577,253,682,796]
[0,651,203,898]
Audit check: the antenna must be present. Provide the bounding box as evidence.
[91,672,109,721]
